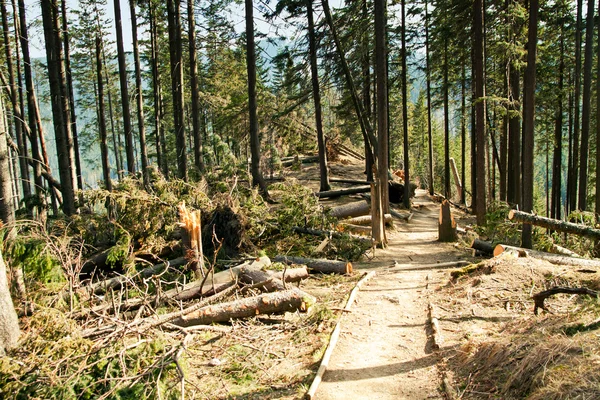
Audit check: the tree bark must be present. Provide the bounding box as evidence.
[274,255,353,274]
[552,33,564,220]
[578,0,595,210]
[438,200,457,242]
[171,288,315,327]
[508,209,600,240]
[473,0,486,225]
[0,96,14,225]
[245,0,269,197]
[343,214,392,226]
[317,185,371,198]
[187,0,203,174]
[399,0,408,211]
[470,238,494,255]
[328,200,370,218]
[521,0,538,247]
[0,249,19,355]
[425,0,434,196]
[307,0,330,192]
[167,0,187,181]
[532,287,597,315]
[130,0,149,186]
[568,0,583,214]
[95,35,112,192]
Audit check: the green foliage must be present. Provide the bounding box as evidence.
[272,182,328,234]
[476,201,521,245]
[5,236,63,285]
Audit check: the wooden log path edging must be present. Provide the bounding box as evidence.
[304,271,377,400]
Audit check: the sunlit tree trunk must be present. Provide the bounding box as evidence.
[551,34,564,220]
[187,0,203,174]
[425,0,434,196]
[473,0,486,224]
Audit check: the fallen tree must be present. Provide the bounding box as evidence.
[274,255,353,274]
[471,239,494,256]
[343,214,392,226]
[532,287,598,315]
[493,244,600,270]
[508,210,600,241]
[171,288,316,327]
[328,200,370,218]
[317,185,372,199]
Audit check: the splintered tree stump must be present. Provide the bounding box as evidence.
[328,200,370,218]
[438,200,457,242]
[274,255,352,275]
[171,288,316,327]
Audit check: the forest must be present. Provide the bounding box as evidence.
[0,0,599,397]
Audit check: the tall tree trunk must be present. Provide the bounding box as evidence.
[521,0,539,248]
[245,0,268,197]
[595,0,600,216]
[61,0,83,192]
[114,0,135,174]
[473,0,486,224]
[374,0,388,246]
[507,62,521,206]
[96,35,112,193]
[425,0,434,196]
[0,96,15,225]
[443,37,451,200]
[307,0,330,192]
[362,0,373,182]
[461,61,467,205]
[500,60,508,201]
[40,0,76,215]
[149,2,168,178]
[1,1,29,202]
[130,0,149,187]
[578,0,594,210]
[187,0,203,174]
[400,0,409,209]
[568,0,583,212]
[551,34,564,220]
[167,0,187,181]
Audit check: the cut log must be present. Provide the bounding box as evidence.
[274,255,352,275]
[338,223,371,235]
[291,226,373,245]
[317,185,372,199]
[532,286,598,315]
[328,200,370,218]
[549,244,581,258]
[344,214,392,226]
[390,209,413,222]
[493,244,600,270]
[508,209,600,241]
[171,288,316,327]
[330,178,370,185]
[428,303,443,350]
[470,238,494,256]
[438,200,457,242]
[238,266,308,292]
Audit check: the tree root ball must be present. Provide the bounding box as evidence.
[201,205,248,259]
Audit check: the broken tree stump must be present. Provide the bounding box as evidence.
[508,209,600,241]
[171,288,316,327]
[438,200,457,242]
[328,200,370,218]
[274,255,353,275]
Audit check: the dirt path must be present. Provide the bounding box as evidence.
[315,189,464,399]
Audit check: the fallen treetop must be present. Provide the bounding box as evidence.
[508,209,600,241]
[493,244,600,270]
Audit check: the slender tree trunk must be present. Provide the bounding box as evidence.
[443,37,451,199]
[568,0,583,212]
[578,0,594,211]
[96,35,112,192]
[113,0,135,174]
[595,0,600,216]
[374,0,388,246]
[1,2,29,203]
[473,0,486,224]
[521,0,539,248]
[307,0,330,192]
[167,0,187,181]
[362,0,373,182]
[40,0,76,215]
[61,0,83,192]
[460,61,467,205]
[400,0,409,209]
[425,0,434,196]
[245,0,269,197]
[551,34,564,220]
[0,96,14,225]
[129,0,149,187]
[500,62,508,201]
[187,0,203,174]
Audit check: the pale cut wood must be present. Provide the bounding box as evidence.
[274,255,352,274]
[508,209,600,240]
[328,200,370,218]
[438,200,457,242]
[428,303,443,350]
[171,288,315,327]
[493,244,600,269]
[344,213,392,226]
